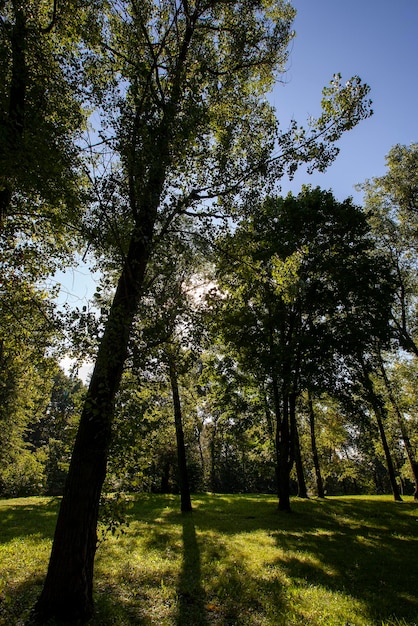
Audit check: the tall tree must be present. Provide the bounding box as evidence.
[357,143,418,498]
[307,391,325,498]
[0,0,94,228]
[375,348,418,499]
[357,356,403,501]
[212,188,394,511]
[33,0,373,619]
[359,144,418,357]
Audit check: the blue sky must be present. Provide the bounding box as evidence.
[58,1,418,378]
[270,0,418,203]
[58,1,418,307]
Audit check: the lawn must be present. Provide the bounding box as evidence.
[0,494,417,625]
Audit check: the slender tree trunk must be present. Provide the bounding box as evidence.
[308,392,325,498]
[377,351,418,499]
[272,376,291,512]
[291,394,308,498]
[168,356,192,513]
[209,415,218,493]
[374,407,402,501]
[361,366,402,502]
[195,420,205,486]
[161,460,171,493]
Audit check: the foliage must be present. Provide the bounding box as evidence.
[207,187,395,508]
[0,361,84,497]
[0,0,96,225]
[359,143,418,356]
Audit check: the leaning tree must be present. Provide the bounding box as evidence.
[32,0,373,621]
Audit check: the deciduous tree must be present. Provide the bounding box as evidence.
[33,0,373,619]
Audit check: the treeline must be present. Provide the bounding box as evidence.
[1,180,417,505]
[0,0,416,622]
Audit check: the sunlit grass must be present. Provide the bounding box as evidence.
[0,494,417,624]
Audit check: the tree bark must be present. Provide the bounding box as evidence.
[308,392,325,498]
[272,376,291,512]
[168,355,192,513]
[33,225,154,622]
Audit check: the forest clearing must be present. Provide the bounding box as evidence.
[1,0,417,622]
[1,494,417,625]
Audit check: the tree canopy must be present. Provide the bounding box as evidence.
[1,1,416,623]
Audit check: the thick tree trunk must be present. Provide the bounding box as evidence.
[308,392,325,498]
[168,356,192,513]
[33,226,154,623]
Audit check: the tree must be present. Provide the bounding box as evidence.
[197,348,276,493]
[375,348,418,499]
[356,355,402,501]
[211,187,394,511]
[0,266,59,495]
[0,0,94,229]
[359,144,418,357]
[129,227,208,512]
[357,143,418,498]
[0,1,99,495]
[27,369,85,495]
[33,0,373,620]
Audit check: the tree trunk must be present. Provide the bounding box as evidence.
[377,351,418,499]
[291,394,308,498]
[209,415,218,493]
[374,408,402,502]
[1,6,28,226]
[361,366,402,502]
[168,356,192,513]
[308,392,325,498]
[33,224,155,623]
[161,460,171,493]
[272,376,291,512]
[33,11,195,620]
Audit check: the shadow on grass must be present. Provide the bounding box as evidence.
[176,512,208,626]
[0,574,46,626]
[0,497,59,543]
[158,496,418,624]
[268,500,418,623]
[1,494,417,624]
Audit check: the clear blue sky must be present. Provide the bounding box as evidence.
[58,1,418,306]
[270,0,418,203]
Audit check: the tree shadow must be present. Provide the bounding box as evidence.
[0,497,59,542]
[266,498,418,623]
[176,513,208,626]
[2,494,417,624]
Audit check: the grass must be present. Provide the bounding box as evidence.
[0,494,417,625]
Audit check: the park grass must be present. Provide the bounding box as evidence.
[0,494,417,625]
